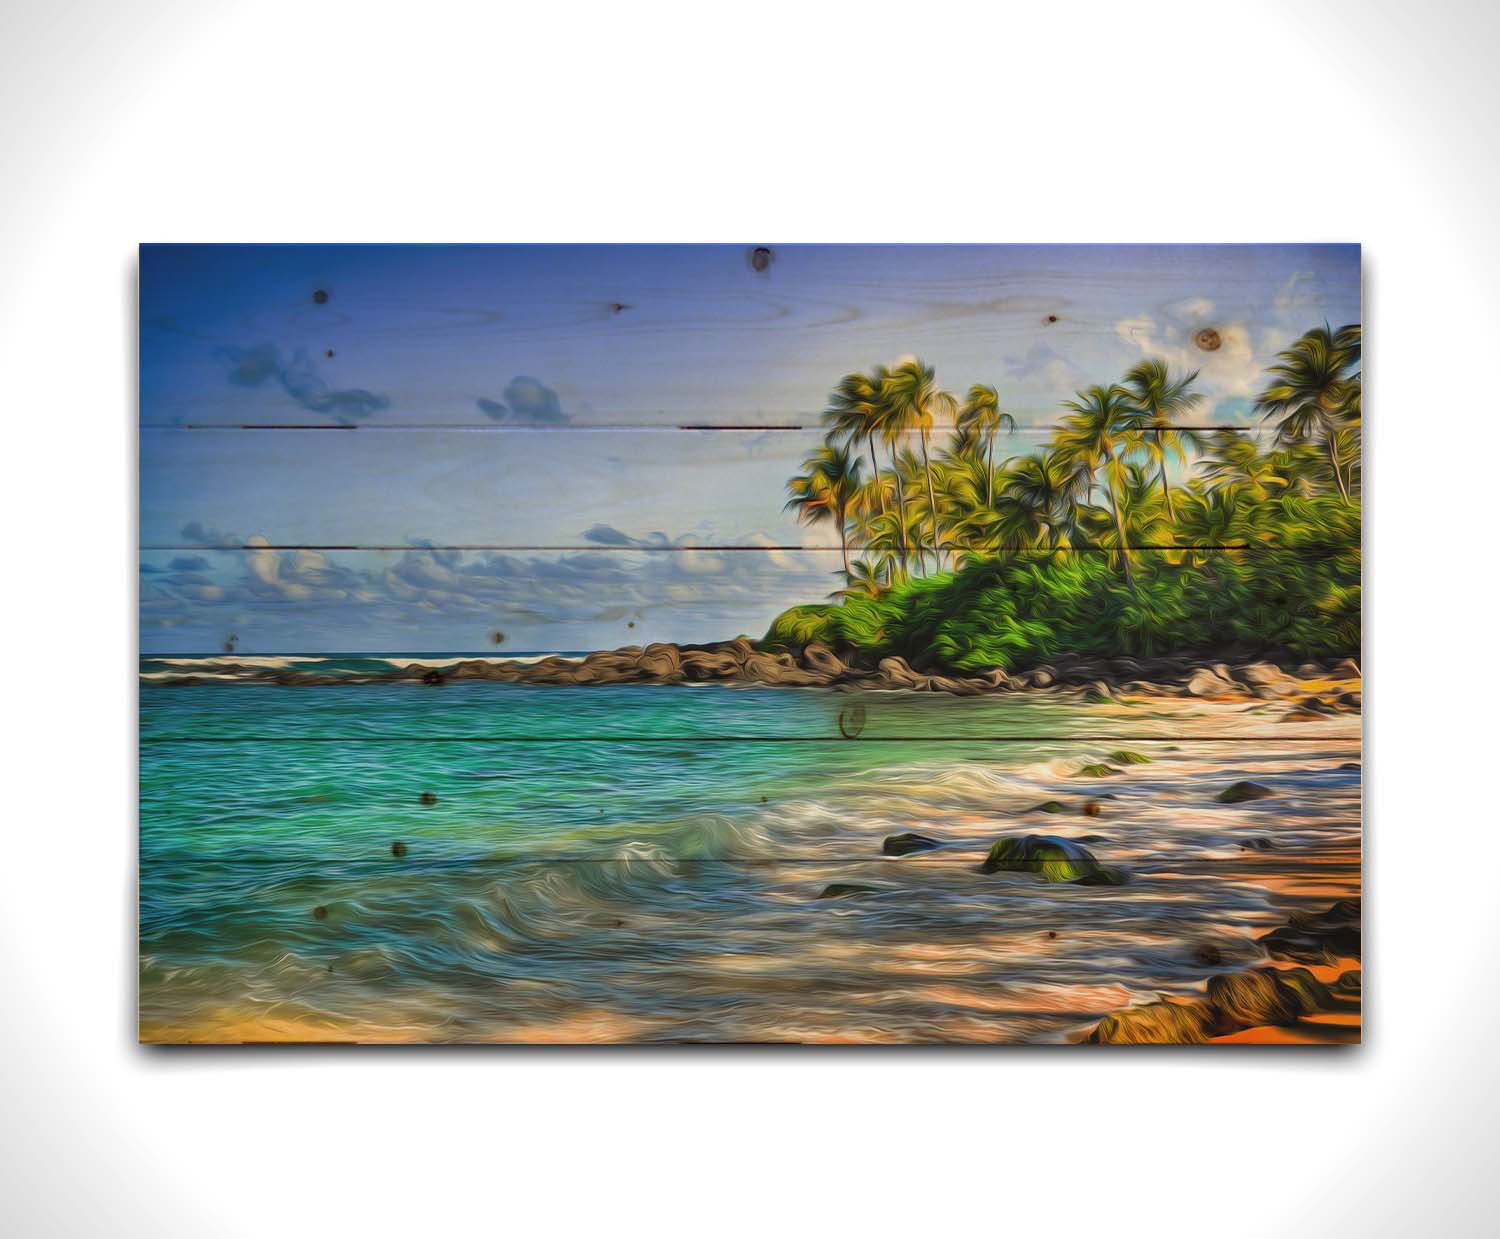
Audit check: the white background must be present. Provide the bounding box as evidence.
[1,1,1495,1234]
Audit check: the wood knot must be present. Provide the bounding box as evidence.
[749,246,773,272]
[1194,327,1222,351]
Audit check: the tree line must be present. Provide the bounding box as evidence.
[785,324,1363,596]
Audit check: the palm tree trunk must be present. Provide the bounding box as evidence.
[1103,445,1135,588]
[1157,456,1176,523]
[866,435,892,584]
[920,430,940,575]
[1152,429,1176,522]
[890,443,912,577]
[1326,432,1350,502]
[985,432,995,509]
[838,504,851,580]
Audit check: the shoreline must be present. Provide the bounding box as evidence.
[145,638,1362,714]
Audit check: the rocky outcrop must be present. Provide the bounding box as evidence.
[151,640,1364,700]
[979,835,1126,885]
[1085,899,1362,1044]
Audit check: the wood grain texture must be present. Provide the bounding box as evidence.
[137,244,1362,1046]
[140,243,1356,428]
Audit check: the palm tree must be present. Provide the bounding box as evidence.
[833,558,884,600]
[999,450,1087,547]
[884,359,956,573]
[1253,324,1360,501]
[1200,431,1287,502]
[1056,384,1143,584]
[821,366,894,548]
[785,441,863,579]
[1121,360,1201,523]
[957,383,1017,509]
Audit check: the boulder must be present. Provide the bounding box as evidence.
[876,656,923,688]
[1329,658,1362,680]
[636,643,683,679]
[1215,781,1274,803]
[979,834,1126,885]
[1187,666,1237,697]
[800,641,846,677]
[1259,898,1361,964]
[1205,968,1305,1029]
[882,832,942,857]
[1087,1000,1215,1045]
[817,883,882,900]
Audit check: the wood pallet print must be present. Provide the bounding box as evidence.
[138,244,1363,1045]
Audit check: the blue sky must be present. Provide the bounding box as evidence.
[139,244,1360,653]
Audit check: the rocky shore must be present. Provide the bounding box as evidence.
[157,638,1363,715]
[1084,899,1362,1045]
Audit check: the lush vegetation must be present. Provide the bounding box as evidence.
[769,326,1362,672]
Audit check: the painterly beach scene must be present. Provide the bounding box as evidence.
[140,244,1362,1044]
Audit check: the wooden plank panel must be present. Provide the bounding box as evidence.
[138,244,1362,1047]
[140,426,1298,550]
[140,243,1361,428]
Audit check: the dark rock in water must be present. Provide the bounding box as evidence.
[1033,800,1067,814]
[1075,763,1118,778]
[1077,833,1110,843]
[1107,750,1151,765]
[391,840,408,858]
[421,669,444,685]
[1205,968,1304,1028]
[1193,943,1224,966]
[817,882,881,899]
[1260,898,1361,963]
[1335,969,1362,994]
[418,791,438,806]
[1240,837,1279,851]
[1339,761,1362,771]
[883,832,941,857]
[1087,1000,1215,1045]
[979,834,1126,885]
[1216,781,1274,803]
[312,905,328,920]
[1275,966,1335,1015]
[1081,800,1103,818]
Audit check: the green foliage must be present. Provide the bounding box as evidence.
[782,326,1361,671]
[763,514,1360,673]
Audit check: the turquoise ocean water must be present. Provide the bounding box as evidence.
[139,655,1361,1043]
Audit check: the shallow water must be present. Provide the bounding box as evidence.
[139,669,1361,1043]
